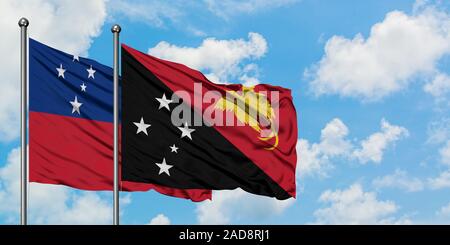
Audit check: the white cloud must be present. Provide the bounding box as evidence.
[204,0,298,19]
[0,0,107,142]
[0,147,119,224]
[148,32,267,84]
[297,139,330,178]
[424,73,450,98]
[313,183,411,224]
[30,187,112,225]
[372,169,424,192]
[239,63,263,86]
[437,202,450,217]
[428,170,450,189]
[439,140,450,165]
[297,118,351,177]
[306,5,450,101]
[298,118,408,177]
[239,75,262,87]
[148,214,171,225]
[352,119,409,164]
[196,188,294,224]
[318,118,352,156]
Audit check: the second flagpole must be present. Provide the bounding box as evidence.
[112,24,121,226]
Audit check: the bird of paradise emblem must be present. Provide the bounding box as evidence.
[214,86,279,150]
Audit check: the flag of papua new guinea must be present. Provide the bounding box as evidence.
[122,45,298,200]
[29,38,211,201]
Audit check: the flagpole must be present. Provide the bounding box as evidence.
[18,17,29,226]
[112,24,121,226]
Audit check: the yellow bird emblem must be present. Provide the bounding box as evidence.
[214,86,279,150]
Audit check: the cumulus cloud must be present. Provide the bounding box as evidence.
[0,148,119,224]
[424,73,450,98]
[196,188,294,224]
[296,139,330,178]
[352,119,409,164]
[372,169,424,192]
[313,183,411,224]
[0,0,107,142]
[428,170,450,189]
[318,118,353,156]
[204,0,298,19]
[148,214,171,225]
[30,186,112,225]
[148,32,267,84]
[297,118,408,177]
[297,118,351,177]
[306,5,450,101]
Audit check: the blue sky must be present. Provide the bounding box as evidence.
[1,0,450,224]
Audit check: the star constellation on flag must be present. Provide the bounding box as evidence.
[132,92,197,177]
[56,58,98,116]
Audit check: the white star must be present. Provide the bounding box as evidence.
[80,82,87,92]
[133,117,151,135]
[70,96,83,115]
[155,158,173,176]
[155,93,173,111]
[56,64,66,78]
[170,144,179,153]
[87,65,96,79]
[177,122,195,140]
[73,55,79,62]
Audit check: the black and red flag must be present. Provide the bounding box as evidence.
[121,44,298,200]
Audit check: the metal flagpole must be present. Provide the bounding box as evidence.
[18,17,29,226]
[112,24,121,225]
